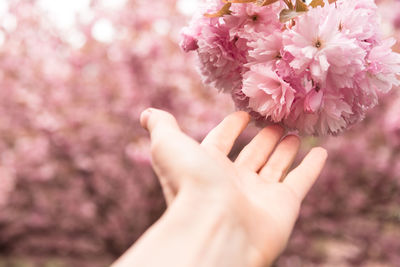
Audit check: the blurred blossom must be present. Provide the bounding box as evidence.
[99,0,128,9]
[0,0,232,265]
[91,19,115,43]
[0,0,399,266]
[38,0,92,28]
[384,96,400,147]
[176,0,199,16]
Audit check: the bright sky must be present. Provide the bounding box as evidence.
[176,0,199,16]
[37,0,196,29]
[35,0,197,44]
[0,1,8,16]
[38,0,92,29]
[37,0,129,44]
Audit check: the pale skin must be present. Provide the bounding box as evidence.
[112,108,328,267]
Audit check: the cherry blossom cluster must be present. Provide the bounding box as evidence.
[181,0,400,135]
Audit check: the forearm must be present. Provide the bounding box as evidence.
[111,189,268,267]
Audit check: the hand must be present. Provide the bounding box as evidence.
[138,108,327,266]
[112,108,327,267]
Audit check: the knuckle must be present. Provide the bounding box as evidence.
[271,169,285,181]
[163,112,178,124]
[264,165,285,180]
[285,134,300,145]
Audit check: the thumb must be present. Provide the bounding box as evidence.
[140,108,181,139]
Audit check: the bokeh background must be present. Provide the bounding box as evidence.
[0,0,399,266]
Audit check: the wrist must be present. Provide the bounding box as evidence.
[113,185,274,267]
[159,186,271,267]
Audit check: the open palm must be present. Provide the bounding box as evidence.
[140,108,327,266]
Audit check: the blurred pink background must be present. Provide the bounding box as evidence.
[0,0,399,266]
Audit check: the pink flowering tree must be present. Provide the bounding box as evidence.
[0,0,399,266]
[0,0,232,265]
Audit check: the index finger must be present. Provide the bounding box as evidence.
[201,111,250,155]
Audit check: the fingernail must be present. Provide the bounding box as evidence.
[140,108,153,129]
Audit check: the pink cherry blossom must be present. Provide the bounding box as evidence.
[224,2,282,38]
[242,64,295,122]
[282,5,366,88]
[367,38,400,93]
[197,23,248,92]
[182,0,400,135]
[247,31,283,67]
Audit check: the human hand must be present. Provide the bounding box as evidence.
[138,108,327,266]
